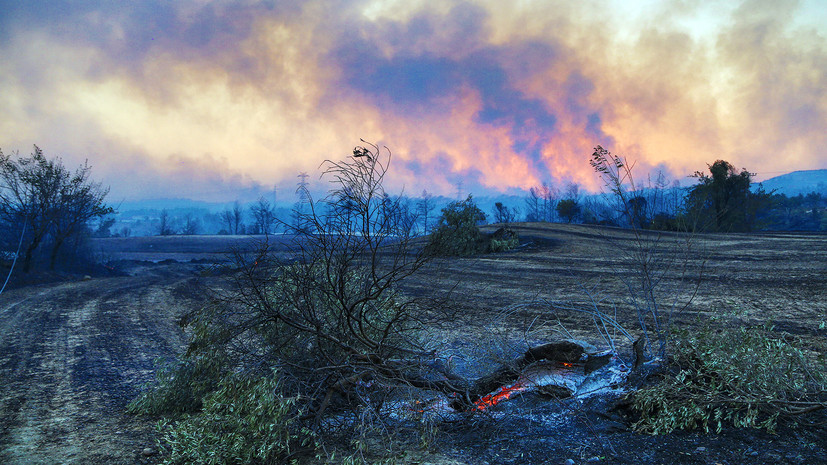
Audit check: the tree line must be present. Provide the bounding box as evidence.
[518,149,824,233]
[99,155,825,240]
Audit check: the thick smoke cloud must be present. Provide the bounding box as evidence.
[0,0,824,201]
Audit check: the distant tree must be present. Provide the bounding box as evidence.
[158,210,174,236]
[416,189,435,234]
[219,202,245,235]
[565,182,581,204]
[250,197,276,235]
[687,160,770,232]
[805,192,823,227]
[493,202,517,224]
[525,182,557,222]
[182,213,199,235]
[556,199,581,223]
[581,197,616,225]
[426,195,487,256]
[0,146,113,271]
[93,215,117,238]
[380,193,403,230]
[765,192,820,231]
[628,196,648,229]
[232,201,244,235]
[220,210,233,235]
[525,187,542,222]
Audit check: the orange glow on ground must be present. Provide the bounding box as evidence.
[475,381,528,411]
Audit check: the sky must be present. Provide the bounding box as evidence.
[1,0,825,203]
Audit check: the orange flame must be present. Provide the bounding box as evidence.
[561,362,574,368]
[474,381,527,411]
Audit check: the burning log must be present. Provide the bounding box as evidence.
[453,340,613,410]
[310,340,627,416]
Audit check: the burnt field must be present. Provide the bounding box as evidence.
[1,224,826,464]
[407,224,826,343]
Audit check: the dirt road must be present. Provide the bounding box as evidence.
[0,264,203,464]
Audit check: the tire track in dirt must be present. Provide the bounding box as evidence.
[0,270,199,464]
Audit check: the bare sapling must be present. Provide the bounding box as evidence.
[589,145,703,359]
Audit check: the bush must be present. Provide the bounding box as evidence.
[629,319,827,434]
[156,370,314,465]
[127,353,227,416]
[426,195,487,256]
[488,227,519,252]
[556,199,580,223]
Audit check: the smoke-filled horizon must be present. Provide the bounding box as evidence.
[1,0,825,202]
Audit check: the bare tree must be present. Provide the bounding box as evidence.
[493,202,517,224]
[182,213,199,235]
[250,196,276,235]
[190,142,449,425]
[47,163,113,269]
[525,182,558,222]
[525,186,542,222]
[590,145,701,357]
[157,210,173,236]
[220,209,234,235]
[232,201,244,235]
[416,189,435,234]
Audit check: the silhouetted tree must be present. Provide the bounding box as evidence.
[628,196,648,229]
[250,197,276,235]
[0,146,113,271]
[525,182,557,222]
[493,202,517,224]
[182,213,199,235]
[220,209,234,235]
[556,199,580,223]
[416,189,435,234]
[93,215,116,238]
[158,210,174,236]
[232,201,244,235]
[565,182,581,204]
[687,160,769,232]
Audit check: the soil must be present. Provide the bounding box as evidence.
[1,225,825,464]
[0,261,208,464]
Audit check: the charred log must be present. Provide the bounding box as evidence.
[449,340,598,410]
[584,351,613,374]
[632,336,646,370]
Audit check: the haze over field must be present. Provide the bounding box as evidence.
[1,0,826,202]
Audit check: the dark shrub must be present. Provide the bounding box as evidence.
[426,195,487,256]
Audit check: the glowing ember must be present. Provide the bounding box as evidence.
[475,381,528,410]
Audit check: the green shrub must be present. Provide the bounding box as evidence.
[127,353,227,416]
[488,237,518,252]
[488,227,519,252]
[156,370,314,465]
[630,320,827,434]
[426,195,487,256]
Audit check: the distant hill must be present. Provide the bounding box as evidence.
[114,198,227,213]
[759,169,827,196]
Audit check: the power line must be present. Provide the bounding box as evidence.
[0,218,27,296]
